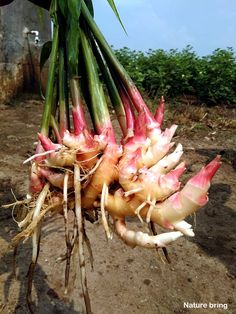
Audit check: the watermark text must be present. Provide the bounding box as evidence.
[183,302,228,310]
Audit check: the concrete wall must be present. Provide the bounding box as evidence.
[0,0,51,104]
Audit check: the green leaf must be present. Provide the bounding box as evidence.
[40,26,59,135]
[66,0,82,76]
[58,0,68,17]
[106,0,127,34]
[67,0,82,18]
[84,0,94,17]
[49,0,58,25]
[40,41,52,72]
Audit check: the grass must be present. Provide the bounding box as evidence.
[146,97,236,135]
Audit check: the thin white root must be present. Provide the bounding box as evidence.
[26,183,50,313]
[101,183,112,240]
[79,155,104,182]
[32,183,50,263]
[134,202,146,223]
[77,150,99,161]
[2,200,28,208]
[63,172,69,219]
[172,221,195,237]
[135,195,159,223]
[149,221,171,264]
[104,184,109,207]
[8,189,31,226]
[146,197,156,223]
[32,183,50,220]
[23,149,60,164]
[63,172,70,294]
[2,191,31,208]
[74,164,92,314]
[124,187,143,197]
[18,210,34,229]
[63,172,69,217]
[115,218,183,248]
[11,202,60,247]
[145,200,160,210]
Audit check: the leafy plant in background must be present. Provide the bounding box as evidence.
[113,47,146,89]
[114,46,236,105]
[194,48,236,104]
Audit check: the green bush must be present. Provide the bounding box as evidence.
[113,47,146,89]
[194,48,236,104]
[114,46,236,105]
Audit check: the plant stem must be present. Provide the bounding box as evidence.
[117,81,135,134]
[81,1,154,125]
[58,48,68,136]
[40,24,59,136]
[50,114,61,143]
[80,27,115,141]
[70,78,88,134]
[92,39,127,136]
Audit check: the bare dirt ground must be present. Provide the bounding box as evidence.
[0,94,235,314]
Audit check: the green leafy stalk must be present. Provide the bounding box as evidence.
[70,78,88,134]
[113,78,135,134]
[58,48,69,135]
[81,1,154,123]
[66,0,82,77]
[84,0,94,17]
[81,1,129,85]
[50,114,61,143]
[50,77,59,121]
[92,39,127,136]
[80,28,115,140]
[65,5,88,133]
[40,25,59,135]
[61,0,89,135]
[40,0,59,135]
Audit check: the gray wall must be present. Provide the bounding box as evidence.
[0,0,51,103]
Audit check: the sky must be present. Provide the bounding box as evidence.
[93,0,236,56]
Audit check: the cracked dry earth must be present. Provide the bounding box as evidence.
[0,95,235,314]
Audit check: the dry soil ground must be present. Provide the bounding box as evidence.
[0,95,235,314]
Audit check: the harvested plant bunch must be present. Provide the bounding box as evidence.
[3,1,221,313]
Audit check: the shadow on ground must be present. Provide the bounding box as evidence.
[188,146,236,278]
[193,183,236,277]
[195,148,236,172]
[0,189,81,314]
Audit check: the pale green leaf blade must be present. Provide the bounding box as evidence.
[107,0,127,34]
